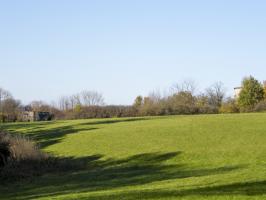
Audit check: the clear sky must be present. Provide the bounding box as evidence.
[0,0,266,105]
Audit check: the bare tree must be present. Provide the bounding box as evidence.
[70,94,82,109]
[1,97,21,122]
[206,82,226,108]
[0,88,12,112]
[30,101,46,111]
[58,96,70,111]
[69,95,76,110]
[57,91,104,111]
[148,90,162,103]
[172,80,197,95]
[81,90,104,106]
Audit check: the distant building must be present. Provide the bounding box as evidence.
[21,111,52,122]
[234,87,242,99]
[234,80,266,99]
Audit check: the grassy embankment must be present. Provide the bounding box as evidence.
[0,113,266,200]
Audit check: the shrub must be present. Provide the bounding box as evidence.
[0,132,86,183]
[198,105,218,114]
[253,101,266,112]
[0,140,10,167]
[167,92,199,115]
[219,98,239,113]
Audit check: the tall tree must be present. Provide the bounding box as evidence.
[81,90,104,106]
[2,98,21,122]
[133,96,143,107]
[133,96,143,115]
[172,80,197,95]
[0,88,12,113]
[206,82,225,108]
[238,76,264,111]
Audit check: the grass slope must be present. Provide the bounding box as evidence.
[0,113,266,200]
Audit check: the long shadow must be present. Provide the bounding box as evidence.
[1,125,99,149]
[0,117,148,131]
[0,152,242,200]
[78,117,150,126]
[0,117,149,149]
[0,121,59,131]
[84,180,266,200]
[31,126,99,148]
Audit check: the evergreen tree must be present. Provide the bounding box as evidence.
[238,76,264,111]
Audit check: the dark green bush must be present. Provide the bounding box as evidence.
[0,141,10,167]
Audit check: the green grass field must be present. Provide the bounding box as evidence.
[1,113,266,200]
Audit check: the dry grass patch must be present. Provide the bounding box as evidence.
[0,132,87,183]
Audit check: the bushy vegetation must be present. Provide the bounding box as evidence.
[253,100,266,112]
[219,98,239,113]
[238,76,265,112]
[0,132,86,182]
[1,76,266,122]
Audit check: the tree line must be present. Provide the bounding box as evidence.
[1,76,266,122]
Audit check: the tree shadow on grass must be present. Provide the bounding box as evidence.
[0,121,59,131]
[78,117,150,126]
[0,151,243,200]
[0,117,149,132]
[0,117,149,149]
[86,180,266,200]
[2,125,99,149]
[30,126,99,148]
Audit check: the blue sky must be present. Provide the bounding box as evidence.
[0,0,266,105]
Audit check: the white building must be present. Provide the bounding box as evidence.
[234,87,242,99]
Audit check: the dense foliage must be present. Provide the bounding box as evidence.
[0,132,87,182]
[238,76,265,112]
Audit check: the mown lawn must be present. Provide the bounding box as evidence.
[0,113,266,200]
